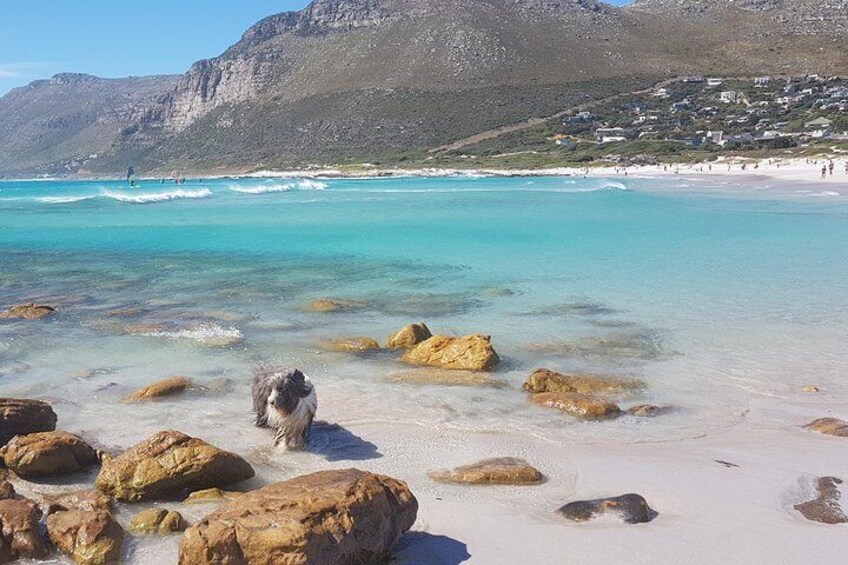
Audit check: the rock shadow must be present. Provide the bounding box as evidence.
[392,532,471,565]
[309,421,382,462]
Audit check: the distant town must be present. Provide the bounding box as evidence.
[549,75,847,162]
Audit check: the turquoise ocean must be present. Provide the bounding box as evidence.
[0,174,847,560]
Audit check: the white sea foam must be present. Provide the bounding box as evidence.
[101,188,212,204]
[141,323,243,347]
[296,179,328,190]
[37,195,95,204]
[229,183,294,194]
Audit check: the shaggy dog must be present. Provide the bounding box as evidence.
[251,367,317,449]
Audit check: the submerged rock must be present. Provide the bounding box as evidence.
[402,334,500,371]
[795,477,847,524]
[129,508,187,534]
[428,458,543,485]
[522,368,644,396]
[558,493,656,524]
[0,498,49,561]
[386,369,503,388]
[386,322,432,349]
[95,430,255,502]
[306,298,366,313]
[322,337,381,353]
[0,303,56,320]
[182,488,243,505]
[178,469,417,565]
[625,404,671,418]
[531,392,622,420]
[0,431,99,479]
[0,398,58,446]
[122,376,192,403]
[804,417,848,437]
[527,329,665,361]
[46,509,124,565]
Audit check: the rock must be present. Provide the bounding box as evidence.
[0,498,48,561]
[480,287,516,298]
[626,404,671,417]
[802,385,820,394]
[46,509,124,565]
[0,398,58,446]
[402,334,500,371]
[178,469,417,565]
[42,490,112,515]
[0,431,99,479]
[104,307,146,318]
[129,508,186,534]
[804,417,848,437]
[322,337,381,353]
[0,470,15,500]
[794,477,847,524]
[386,369,504,388]
[531,392,622,420]
[558,493,656,524]
[428,458,543,485]
[386,323,432,349]
[182,488,243,505]
[0,303,56,320]
[522,368,644,396]
[122,323,170,335]
[95,430,255,502]
[306,298,366,313]
[122,376,192,403]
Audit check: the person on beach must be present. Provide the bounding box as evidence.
[821,165,827,180]
[828,161,834,176]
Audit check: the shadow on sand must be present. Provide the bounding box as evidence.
[309,421,382,462]
[392,532,471,565]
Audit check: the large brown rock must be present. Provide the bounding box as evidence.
[0,431,99,479]
[129,508,186,534]
[531,392,622,420]
[178,469,418,565]
[386,323,432,349]
[0,498,48,561]
[804,417,848,437]
[95,430,255,502]
[402,334,500,371]
[122,377,192,403]
[0,303,55,320]
[522,368,644,396]
[429,458,543,485]
[46,509,124,565]
[794,477,847,524]
[558,493,656,524]
[0,398,57,446]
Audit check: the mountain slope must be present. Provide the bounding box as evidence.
[1,0,847,175]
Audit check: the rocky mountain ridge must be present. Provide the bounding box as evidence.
[0,0,846,175]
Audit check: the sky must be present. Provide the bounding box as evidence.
[0,0,631,96]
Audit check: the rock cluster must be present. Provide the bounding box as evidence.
[45,491,124,565]
[129,508,187,534]
[0,431,99,478]
[0,303,56,320]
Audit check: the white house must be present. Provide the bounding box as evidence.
[707,78,723,87]
[720,91,738,103]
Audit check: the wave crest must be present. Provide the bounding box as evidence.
[102,188,212,204]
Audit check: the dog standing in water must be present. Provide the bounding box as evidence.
[251,367,317,449]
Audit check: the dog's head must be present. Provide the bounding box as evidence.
[253,367,311,416]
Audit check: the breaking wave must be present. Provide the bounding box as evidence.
[229,183,294,194]
[36,195,96,204]
[140,323,243,347]
[101,188,212,204]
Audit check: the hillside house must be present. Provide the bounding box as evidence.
[720,91,738,103]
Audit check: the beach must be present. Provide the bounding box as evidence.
[1,173,847,563]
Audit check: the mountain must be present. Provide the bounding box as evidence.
[1,0,846,176]
[0,74,178,176]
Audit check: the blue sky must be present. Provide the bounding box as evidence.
[0,0,631,96]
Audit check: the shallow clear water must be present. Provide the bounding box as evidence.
[0,174,847,561]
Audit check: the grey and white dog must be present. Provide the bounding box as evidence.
[251,366,317,449]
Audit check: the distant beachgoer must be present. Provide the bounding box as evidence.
[709,164,712,171]
[821,165,827,180]
[829,161,834,176]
